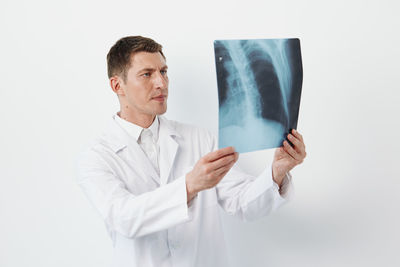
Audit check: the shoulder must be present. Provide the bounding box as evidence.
[76,125,120,177]
[76,136,112,168]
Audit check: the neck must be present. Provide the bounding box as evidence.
[118,109,155,128]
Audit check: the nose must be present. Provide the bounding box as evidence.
[153,71,168,89]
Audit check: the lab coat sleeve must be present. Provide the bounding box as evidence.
[76,148,193,239]
[207,132,294,221]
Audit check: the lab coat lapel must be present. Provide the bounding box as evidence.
[159,116,180,185]
[128,140,160,185]
[104,117,160,186]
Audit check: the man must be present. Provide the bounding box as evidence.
[77,36,306,267]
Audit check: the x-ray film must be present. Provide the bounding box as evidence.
[214,38,303,153]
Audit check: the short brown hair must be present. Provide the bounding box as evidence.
[106,36,165,82]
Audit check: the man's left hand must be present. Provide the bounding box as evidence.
[272,129,306,186]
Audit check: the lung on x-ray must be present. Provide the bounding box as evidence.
[214,38,303,153]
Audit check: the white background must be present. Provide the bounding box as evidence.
[1,0,399,266]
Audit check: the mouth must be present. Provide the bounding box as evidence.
[152,95,167,102]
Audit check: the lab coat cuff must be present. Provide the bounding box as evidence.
[242,167,275,204]
[272,171,294,206]
[174,175,196,222]
[278,172,294,199]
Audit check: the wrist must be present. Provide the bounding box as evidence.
[272,166,285,187]
[185,172,198,203]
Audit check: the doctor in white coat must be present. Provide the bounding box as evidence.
[77,36,307,267]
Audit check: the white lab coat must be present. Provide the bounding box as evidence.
[77,114,293,267]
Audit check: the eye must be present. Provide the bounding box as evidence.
[142,72,150,77]
[160,70,168,75]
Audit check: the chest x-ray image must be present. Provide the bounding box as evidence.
[214,38,303,153]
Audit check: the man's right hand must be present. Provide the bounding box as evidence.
[185,146,239,203]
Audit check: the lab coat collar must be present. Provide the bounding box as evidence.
[114,113,160,143]
[113,112,143,142]
[158,116,182,138]
[103,114,181,186]
[106,114,181,153]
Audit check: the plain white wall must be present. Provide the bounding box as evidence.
[1,0,399,266]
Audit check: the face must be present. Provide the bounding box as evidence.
[118,51,169,120]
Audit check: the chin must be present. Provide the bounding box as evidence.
[157,109,167,115]
[155,106,167,115]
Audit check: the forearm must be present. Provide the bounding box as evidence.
[216,166,293,221]
[79,174,193,239]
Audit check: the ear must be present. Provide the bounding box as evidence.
[110,76,126,97]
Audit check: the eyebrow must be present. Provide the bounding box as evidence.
[137,65,168,74]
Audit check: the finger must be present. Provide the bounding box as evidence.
[203,146,236,162]
[283,140,303,161]
[292,129,304,142]
[287,133,305,154]
[208,152,238,171]
[213,159,235,178]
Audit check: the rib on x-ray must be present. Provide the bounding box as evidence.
[214,38,303,153]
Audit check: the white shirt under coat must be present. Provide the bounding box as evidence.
[77,113,293,267]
